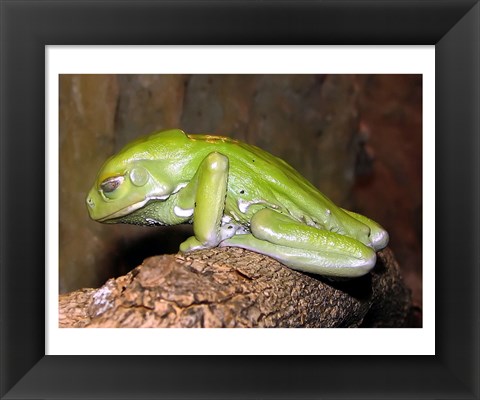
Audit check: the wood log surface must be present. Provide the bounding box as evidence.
[59,247,411,328]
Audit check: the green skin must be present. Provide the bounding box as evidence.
[86,129,389,278]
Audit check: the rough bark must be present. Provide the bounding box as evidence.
[59,247,411,328]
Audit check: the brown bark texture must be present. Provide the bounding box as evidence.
[59,247,411,328]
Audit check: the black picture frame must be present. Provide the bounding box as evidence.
[1,1,479,399]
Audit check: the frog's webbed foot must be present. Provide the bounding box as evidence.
[220,208,377,278]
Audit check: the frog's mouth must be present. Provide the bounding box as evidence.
[97,201,147,222]
[97,194,170,222]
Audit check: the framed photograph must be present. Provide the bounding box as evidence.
[1,1,479,399]
[51,49,430,340]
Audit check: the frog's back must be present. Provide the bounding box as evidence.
[185,133,344,228]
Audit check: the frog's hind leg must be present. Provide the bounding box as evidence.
[220,208,376,278]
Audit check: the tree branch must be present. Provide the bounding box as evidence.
[59,247,411,328]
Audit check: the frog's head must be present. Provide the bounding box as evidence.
[87,129,194,223]
[86,132,188,223]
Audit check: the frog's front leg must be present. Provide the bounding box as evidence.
[178,152,229,252]
[221,208,377,278]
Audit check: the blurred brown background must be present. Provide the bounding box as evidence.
[59,74,422,320]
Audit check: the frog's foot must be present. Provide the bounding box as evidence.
[179,236,212,252]
[220,208,377,278]
[341,208,389,250]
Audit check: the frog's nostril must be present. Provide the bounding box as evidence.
[87,197,95,208]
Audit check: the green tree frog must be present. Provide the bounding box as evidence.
[86,129,388,278]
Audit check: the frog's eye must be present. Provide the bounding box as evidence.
[129,166,149,187]
[100,176,124,193]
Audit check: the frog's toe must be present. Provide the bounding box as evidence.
[371,229,389,251]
